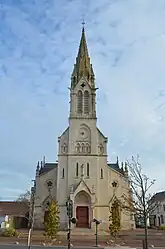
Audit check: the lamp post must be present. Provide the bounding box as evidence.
[66,198,73,249]
[27,180,36,249]
[66,197,77,249]
[93,218,100,247]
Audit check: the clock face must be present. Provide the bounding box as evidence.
[79,128,88,139]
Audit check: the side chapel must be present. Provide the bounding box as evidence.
[33,27,135,231]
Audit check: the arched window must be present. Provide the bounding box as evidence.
[161,214,164,224]
[86,143,91,154]
[77,90,83,113]
[76,163,79,177]
[63,143,67,153]
[100,168,103,179]
[82,143,85,153]
[87,163,89,178]
[76,143,80,153]
[62,168,64,178]
[84,90,89,114]
[99,144,104,154]
[44,211,49,223]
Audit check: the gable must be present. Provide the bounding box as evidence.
[59,127,69,140]
[73,180,92,196]
[74,77,93,92]
[108,194,121,206]
[97,127,107,140]
[42,196,52,210]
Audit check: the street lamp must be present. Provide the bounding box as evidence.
[27,180,36,249]
[66,198,77,249]
[93,218,100,247]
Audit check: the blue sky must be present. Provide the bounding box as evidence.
[0,0,165,200]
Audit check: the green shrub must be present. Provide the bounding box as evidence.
[109,200,121,241]
[1,227,19,237]
[159,225,165,231]
[44,200,60,240]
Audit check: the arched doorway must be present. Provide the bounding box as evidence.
[44,210,49,223]
[75,191,91,228]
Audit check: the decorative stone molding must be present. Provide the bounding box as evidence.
[61,143,68,154]
[98,143,104,155]
[42,196,51,211]
[45,179,53,189]
[112,180,118,188]
[75,142,91,154]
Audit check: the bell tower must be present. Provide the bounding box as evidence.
[69,27,97,120]
[56,25,109,230]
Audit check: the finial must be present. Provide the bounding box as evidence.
[43,156,45,166]
[124,162,128,176]
[121,161,124,171]
[36,161,40,176]
[37,161,39,169]
[116,156,119,166]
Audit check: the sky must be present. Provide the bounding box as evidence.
[0,0,165,200]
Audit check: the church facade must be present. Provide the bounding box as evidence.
[34,27,135,231]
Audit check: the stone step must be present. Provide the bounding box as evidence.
[69,228,109,235]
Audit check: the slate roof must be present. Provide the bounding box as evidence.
[0,201,29,216]
[108,163,124,175]
[39,163,58,175]
[39,162,124,176]
[150,191,165,202]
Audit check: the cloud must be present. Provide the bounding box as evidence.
[0,0,165,199]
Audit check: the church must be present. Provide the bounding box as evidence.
[33,27,135,231]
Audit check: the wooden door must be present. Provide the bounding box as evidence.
[76,206,89,228]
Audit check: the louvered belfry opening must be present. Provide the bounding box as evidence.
[84,90,89,114]
[77,90,83,113]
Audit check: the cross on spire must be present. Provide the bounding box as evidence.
[82,19,85,28]
[71,20,95,89]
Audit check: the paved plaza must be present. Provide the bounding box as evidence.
[0,229,165,248]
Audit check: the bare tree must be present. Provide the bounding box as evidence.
[16,190,31,203]
[121,155,160,249]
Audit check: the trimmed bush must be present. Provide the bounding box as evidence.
[159,225,165,231]
[1,227,19,237]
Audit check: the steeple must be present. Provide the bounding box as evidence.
[71,27,95,89]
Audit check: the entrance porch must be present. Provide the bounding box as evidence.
[74,190,92,228]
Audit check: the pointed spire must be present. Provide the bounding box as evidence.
[124,162,128,171]
[121,161,124,171]
[77,27,89,61]
[116,156,119,167]
[36,161,40,177]
[43,156,45,166]
[124,162,128,177]
[71,25,95,89]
